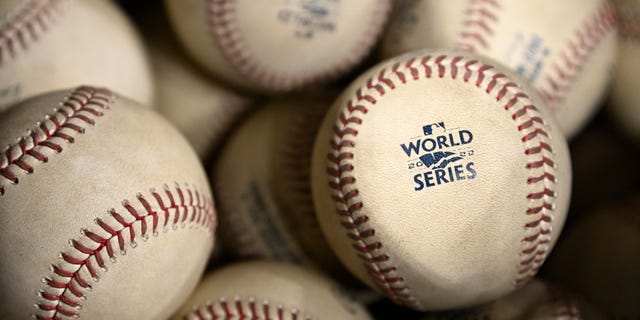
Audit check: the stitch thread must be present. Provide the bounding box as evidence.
[453,0,501,51]
[35,184,215,320]
[539,1,617,109]
[206,0,390,91]
[616,9,640,42]
[0,86,112,196]
[325,54,559,309]
[454,1,616,111]
[0,86,216,319]
[184,296,312,320]
[0,0,68,66]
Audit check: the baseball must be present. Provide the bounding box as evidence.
[0,87,216,319]
[311,50,572,310]
[0,0,154,110]
[172,260,372,320]
[214,95,342,275]
[141,8,251,160]
[381,0,617,138]
[164,0,391,92]
[423,280,603,320]
[609,0,640,141]
[546,197,640,319]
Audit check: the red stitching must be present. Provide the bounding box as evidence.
[183,297,312,320]
[325,54,559,309]
[35,184,215,320]
[206,0,390,91]
[539,1,617,109]
[0,86,215,319]
[0,86,112,196]
[0,0,68,66]
[618,10,640,42]
[453,0,501,51]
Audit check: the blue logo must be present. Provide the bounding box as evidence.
[422,122,446,136]
[277,0,337,39]
[400,121,477,191]
[419,151,464,169]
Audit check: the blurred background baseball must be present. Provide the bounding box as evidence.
[0,0,637,319]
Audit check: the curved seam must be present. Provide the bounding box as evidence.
[618,10,640,42]
[34,184,216,319]
[206,0,390,91]
[453,0,501,51]
[184,296,312,320]
[326,53,559,309]
[0,86,112,195]
[0,0,69,66]
[536,1,617,109]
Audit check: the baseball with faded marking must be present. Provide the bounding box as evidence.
[0,87,216,319]
[610,0,640,141]
[213,95,338,270]
[172,260,372,320]
[0,0,154,110]
[422,280,604,320]
[311,50,572,310]
[381,0,617,138]
[164,0,391,92]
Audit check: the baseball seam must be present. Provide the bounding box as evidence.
[539,1,617,109]
[0,86,216,319]
[206,0,390,91]
[453,0,501,51]
[184,296,311,320]
[0,86,111,196]
[618,9,640,42]
[36,184,215,320]
[275,105,336,268]
[0,0,68,66]
[326,54,558,309]
[278,105,329,227]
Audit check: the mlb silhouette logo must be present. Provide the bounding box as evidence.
[423,122,446,136]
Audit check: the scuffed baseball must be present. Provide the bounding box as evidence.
[609,0,640,141]
[311,50,572,310]
[164,0,391,92]
[172,260,372,320]
[0,0,154,109]
[0,87,216,319]
[381,0,617,138]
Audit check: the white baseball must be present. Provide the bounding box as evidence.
[0,0,154,109]
[609,0,640,141]
[0,87,216,319]
[141,8,252,159]
[311,50,572,310]
[381,0,617,138]
[172,260,372,320]
[214,95,342,274]
[164,0,391,92]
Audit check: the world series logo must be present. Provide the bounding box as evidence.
[400,121,477,191]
